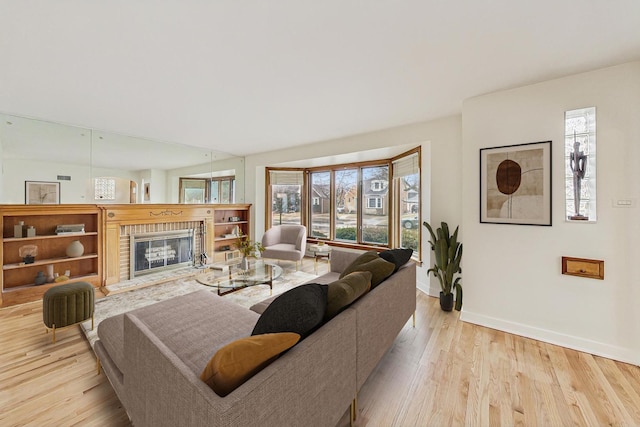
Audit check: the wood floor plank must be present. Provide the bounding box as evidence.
[2,258,639,427]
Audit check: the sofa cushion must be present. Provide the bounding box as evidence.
[340,251,395,289]
[379,248,414,273]
[200,332,300,397]
[251,284,327,339]
[325,271,372,321]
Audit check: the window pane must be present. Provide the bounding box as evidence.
[180,178,206,204]
[271,184,302,227]
[310,171,331,239]
[220,180,230,203]
[94,177,116,200]
[399,173,420,252]
[210,181,219,203]
[335,169,357,242]
[361,166,389,245]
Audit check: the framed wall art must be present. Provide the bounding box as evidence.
[25,181,61,205]
[480,141,552,226]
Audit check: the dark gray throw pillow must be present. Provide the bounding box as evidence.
[251,284,328,339]
[379,248,413,273]
[340,251,395,289]
[325,271,372,321]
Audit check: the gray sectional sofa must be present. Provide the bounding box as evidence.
[94,248,416,427]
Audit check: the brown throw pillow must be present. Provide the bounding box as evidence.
[200,332,300,397]
[325,271,372,320]
[340,251,395,288]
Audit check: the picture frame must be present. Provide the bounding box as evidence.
[25,181,60,205]
[144,183,151,202]
[480,141,552,226]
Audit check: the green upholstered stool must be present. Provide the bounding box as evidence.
[43,281,95,343]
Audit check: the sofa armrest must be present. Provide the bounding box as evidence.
[124,307,357,427]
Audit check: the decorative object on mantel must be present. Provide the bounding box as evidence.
[480,141,552,226]
[19,244,38,264]
[66,240,85,257]
[423,221,463,311]
[25,180,60,205]
[149,210,183,217]
[562,256,604,280]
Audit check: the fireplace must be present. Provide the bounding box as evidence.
[130,229,194,279]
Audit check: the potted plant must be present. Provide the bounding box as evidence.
[236,231,265,270]
[423,221,463,311]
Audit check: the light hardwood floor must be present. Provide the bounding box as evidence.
[1,258,639,426]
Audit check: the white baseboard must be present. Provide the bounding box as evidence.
[416,279,439,297]
[460,310,640,366]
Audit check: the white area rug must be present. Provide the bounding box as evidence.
[81,270,317,348]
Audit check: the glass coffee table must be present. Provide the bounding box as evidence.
[196,261,283,296]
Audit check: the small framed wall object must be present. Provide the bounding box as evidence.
[480,141,552,226]
[562,256,604,280]
[25,181,60,204]
[144,183,151,202]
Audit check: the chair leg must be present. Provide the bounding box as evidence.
[96,357,101,375]
[52,324,56,344]
[413,311,416,328]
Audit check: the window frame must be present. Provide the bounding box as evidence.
[265,147,421,260]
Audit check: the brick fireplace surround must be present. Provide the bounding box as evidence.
[103,205,217,289]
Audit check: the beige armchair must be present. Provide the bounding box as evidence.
[260,225,307,270]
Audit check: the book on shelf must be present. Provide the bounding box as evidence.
[55,224,85,235]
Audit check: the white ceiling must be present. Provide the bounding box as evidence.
[1,1,639,157]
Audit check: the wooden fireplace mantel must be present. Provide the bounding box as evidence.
[102,204,219,225]
[101,203,251,287]
[0,203,251,306]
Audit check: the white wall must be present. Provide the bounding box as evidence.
[3,159,92,203]
[244,115,463,296]
[461,61,640,365]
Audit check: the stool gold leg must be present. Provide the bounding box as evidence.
[52,325,56,344]
[91,313,94,331]
[413,312,416,328]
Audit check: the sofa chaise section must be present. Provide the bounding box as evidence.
[122,290,357,427]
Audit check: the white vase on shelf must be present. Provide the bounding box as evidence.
[46,265,55,283]
[66,240,84,257]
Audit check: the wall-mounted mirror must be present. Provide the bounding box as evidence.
[0,113,245,204]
